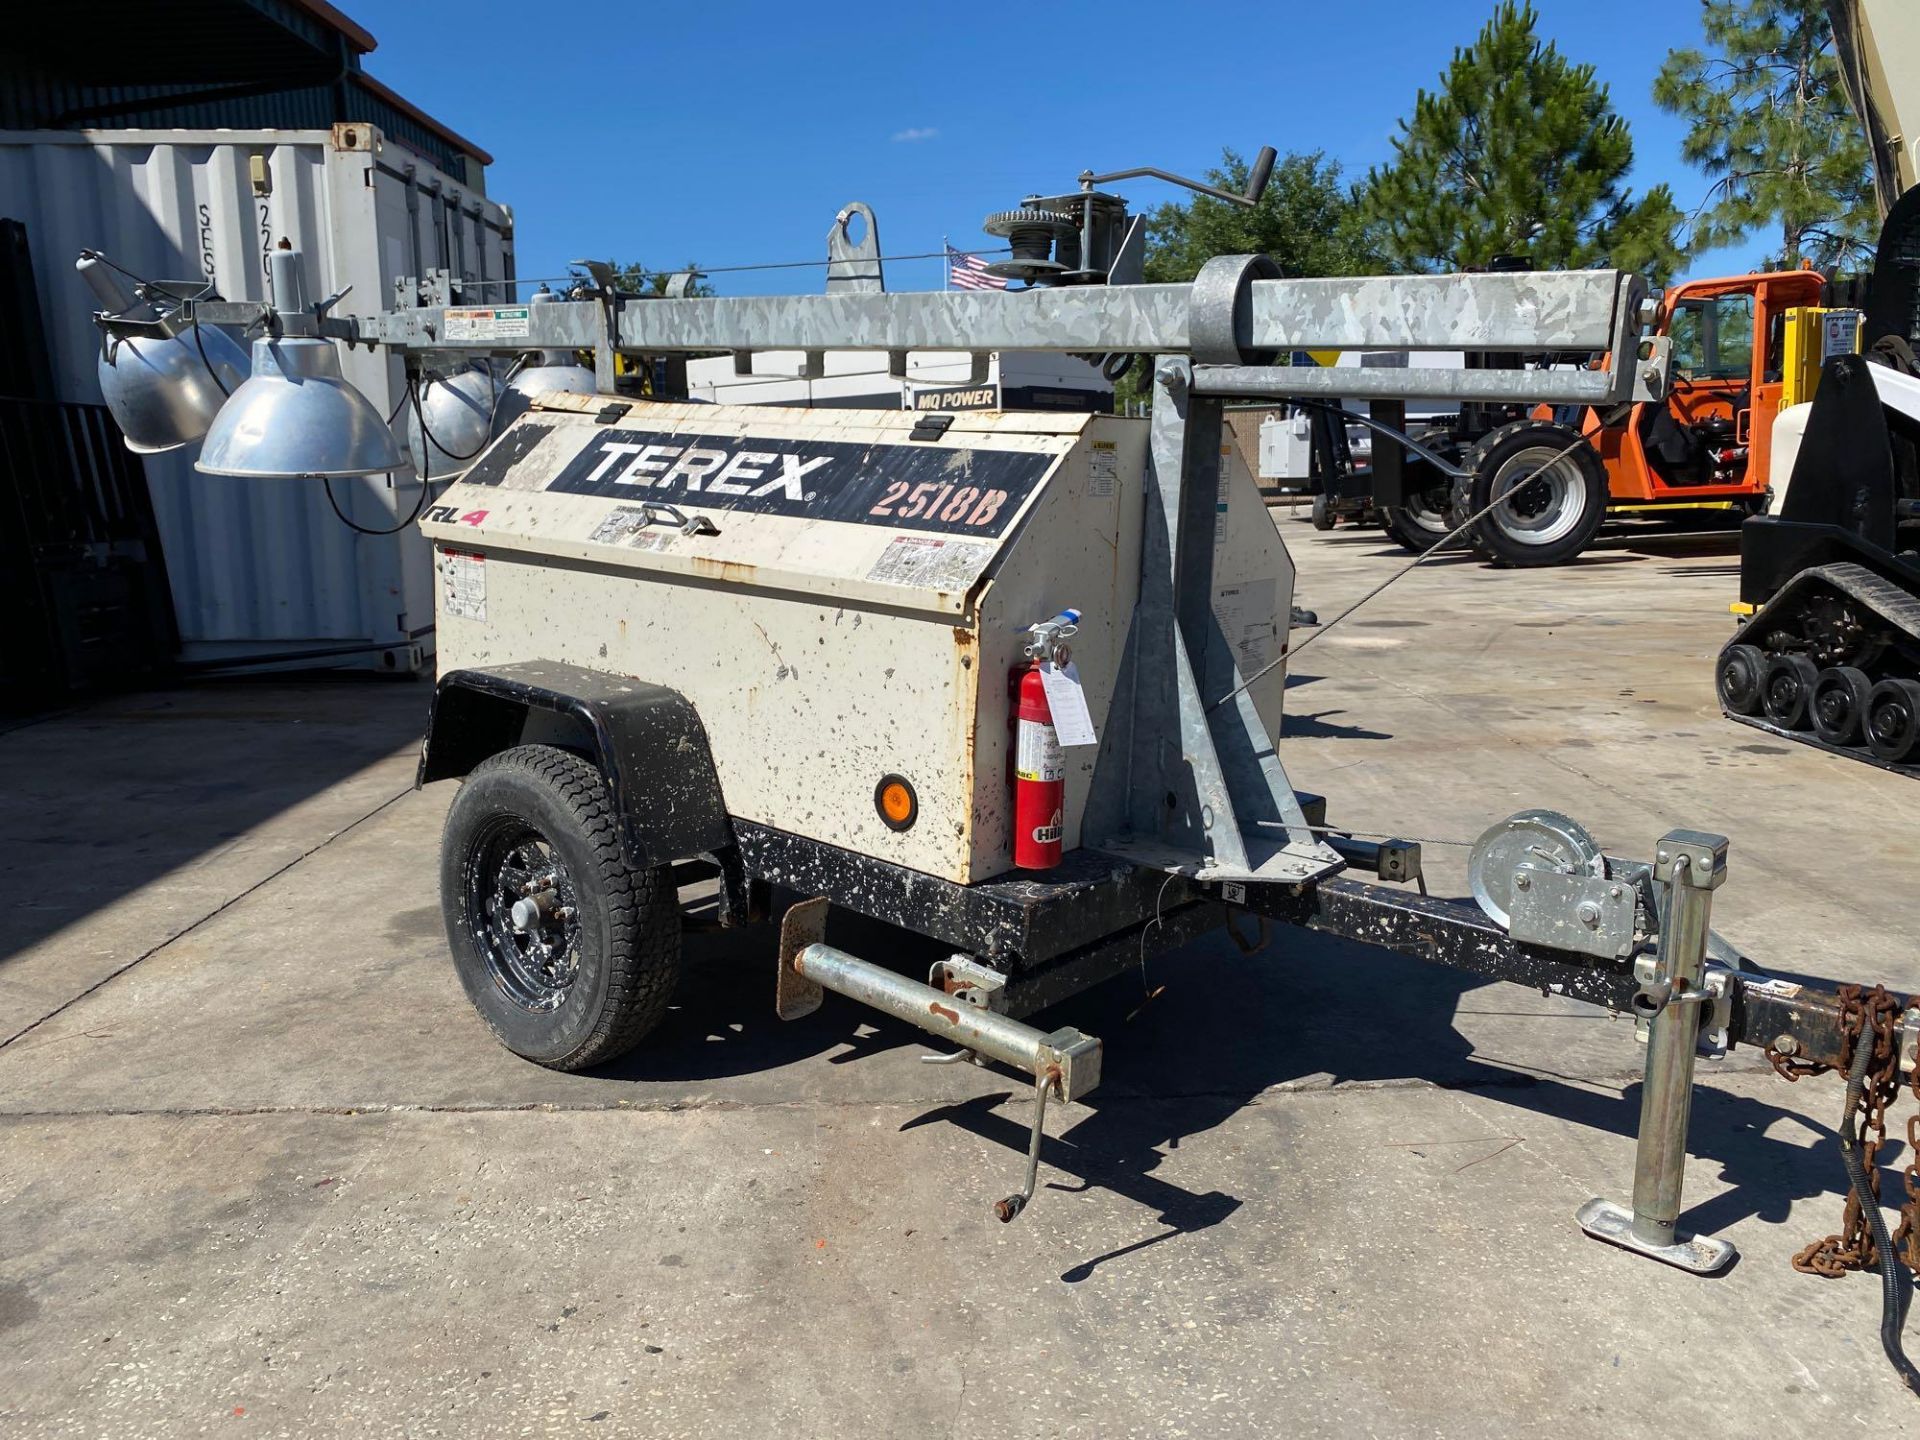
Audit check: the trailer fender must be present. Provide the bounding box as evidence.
[418,659,733,871]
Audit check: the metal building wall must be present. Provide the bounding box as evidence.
[0,58,485,182]
[0,126,514,671]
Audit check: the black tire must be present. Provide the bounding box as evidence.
[1716,643,1768,716]
[1463,420,1609,567]
[1381,485,1455,554]
[1810,666,1874,746]
[1865,678,1920,762]
[1311,493,1335,531]
[1761,654,1819,730]
[440,744,681,1070]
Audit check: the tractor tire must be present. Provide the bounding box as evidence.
[1462,420,1609,567]
[440,744,682,1071]
[1381,484,1457,554]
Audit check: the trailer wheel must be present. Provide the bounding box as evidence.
[1463,421,1608,567]
[1716,644,1768,715]
[440,744,681,1071]
[1865,678,1920,762]
[1381,485,1456,554]
[1810,666,1874,746]
[1762,654,1820,730]
[1310,494,1335,531]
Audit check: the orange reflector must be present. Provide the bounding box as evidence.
[875,775,917,831]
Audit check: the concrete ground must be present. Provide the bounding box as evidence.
[4,517,1920,1436]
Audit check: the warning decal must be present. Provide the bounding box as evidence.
[437,548,487,621]
[444,306,531,342]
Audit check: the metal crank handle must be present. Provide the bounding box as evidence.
[994,1068,1058,1223]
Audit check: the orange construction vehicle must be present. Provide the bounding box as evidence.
[1377,267,1847,566]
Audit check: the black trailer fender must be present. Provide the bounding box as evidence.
[418,659,734,874]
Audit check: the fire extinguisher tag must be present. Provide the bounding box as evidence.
[1038,660,1098,746]
[1015,720,1064,783]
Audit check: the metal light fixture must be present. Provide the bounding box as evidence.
[196,335,406,478]
[406,364,501,481]
[193,247,406,479]
[78,253,251,454]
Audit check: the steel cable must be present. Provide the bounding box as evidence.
[1209,410,1632,714]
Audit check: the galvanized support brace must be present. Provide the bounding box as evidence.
[1084,354,1338,884]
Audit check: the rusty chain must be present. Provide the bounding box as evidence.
[1764,985,1920,1279]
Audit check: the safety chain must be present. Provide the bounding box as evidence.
[1765,985,1920,1278]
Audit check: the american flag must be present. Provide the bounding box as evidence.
[946,245,1008,292]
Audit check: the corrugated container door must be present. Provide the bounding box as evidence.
[0,125,514,672]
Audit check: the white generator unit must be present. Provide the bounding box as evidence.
[422,396,1287,885]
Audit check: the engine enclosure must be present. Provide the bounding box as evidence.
[421,394,1296,884]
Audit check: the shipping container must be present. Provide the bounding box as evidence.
[0,124,515,672]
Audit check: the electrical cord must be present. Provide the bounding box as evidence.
[408,371,491,464]
[321,472,437,537]
[1835,1029,1920,1398]
[190,321,232,398]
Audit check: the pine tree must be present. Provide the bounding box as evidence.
[1361,2,1685,280]
[1653,0,1875,271]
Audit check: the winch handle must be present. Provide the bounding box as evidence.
[1244,146,1277,205]
[1085,144,1278,210]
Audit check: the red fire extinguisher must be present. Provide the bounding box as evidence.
[1013,661,1064,870]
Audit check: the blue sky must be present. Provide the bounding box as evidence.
[350,0,1768,295]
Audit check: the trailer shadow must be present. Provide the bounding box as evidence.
[904,925,1871,1284]
[626,901,1878,1288]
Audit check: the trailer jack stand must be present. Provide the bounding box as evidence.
[1576,830,1738,1274]
[776,897,1100,1221]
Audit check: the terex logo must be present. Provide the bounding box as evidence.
[545,427,1054,538]
[578,442,830,500]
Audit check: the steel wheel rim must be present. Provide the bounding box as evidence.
[1869,694,1916,751]
[464,815,582,1013]
[1813,679,1860,736]
[1765,669,1805,717]
[1488,447,1585,545]
[1405,487,1451,536]
[1720,652,1759,707]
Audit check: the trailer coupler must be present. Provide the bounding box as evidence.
[775,896,1101,1222]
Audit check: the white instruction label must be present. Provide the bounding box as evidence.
[1039,660,1098,747]
[1015,720,1064,782]
[443,306,531,342]
[1213,579,1277,676]
[1215,447,1232,545]
[437,548,487,621]
[865,534,995,591]
[1088,441,1118,498]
